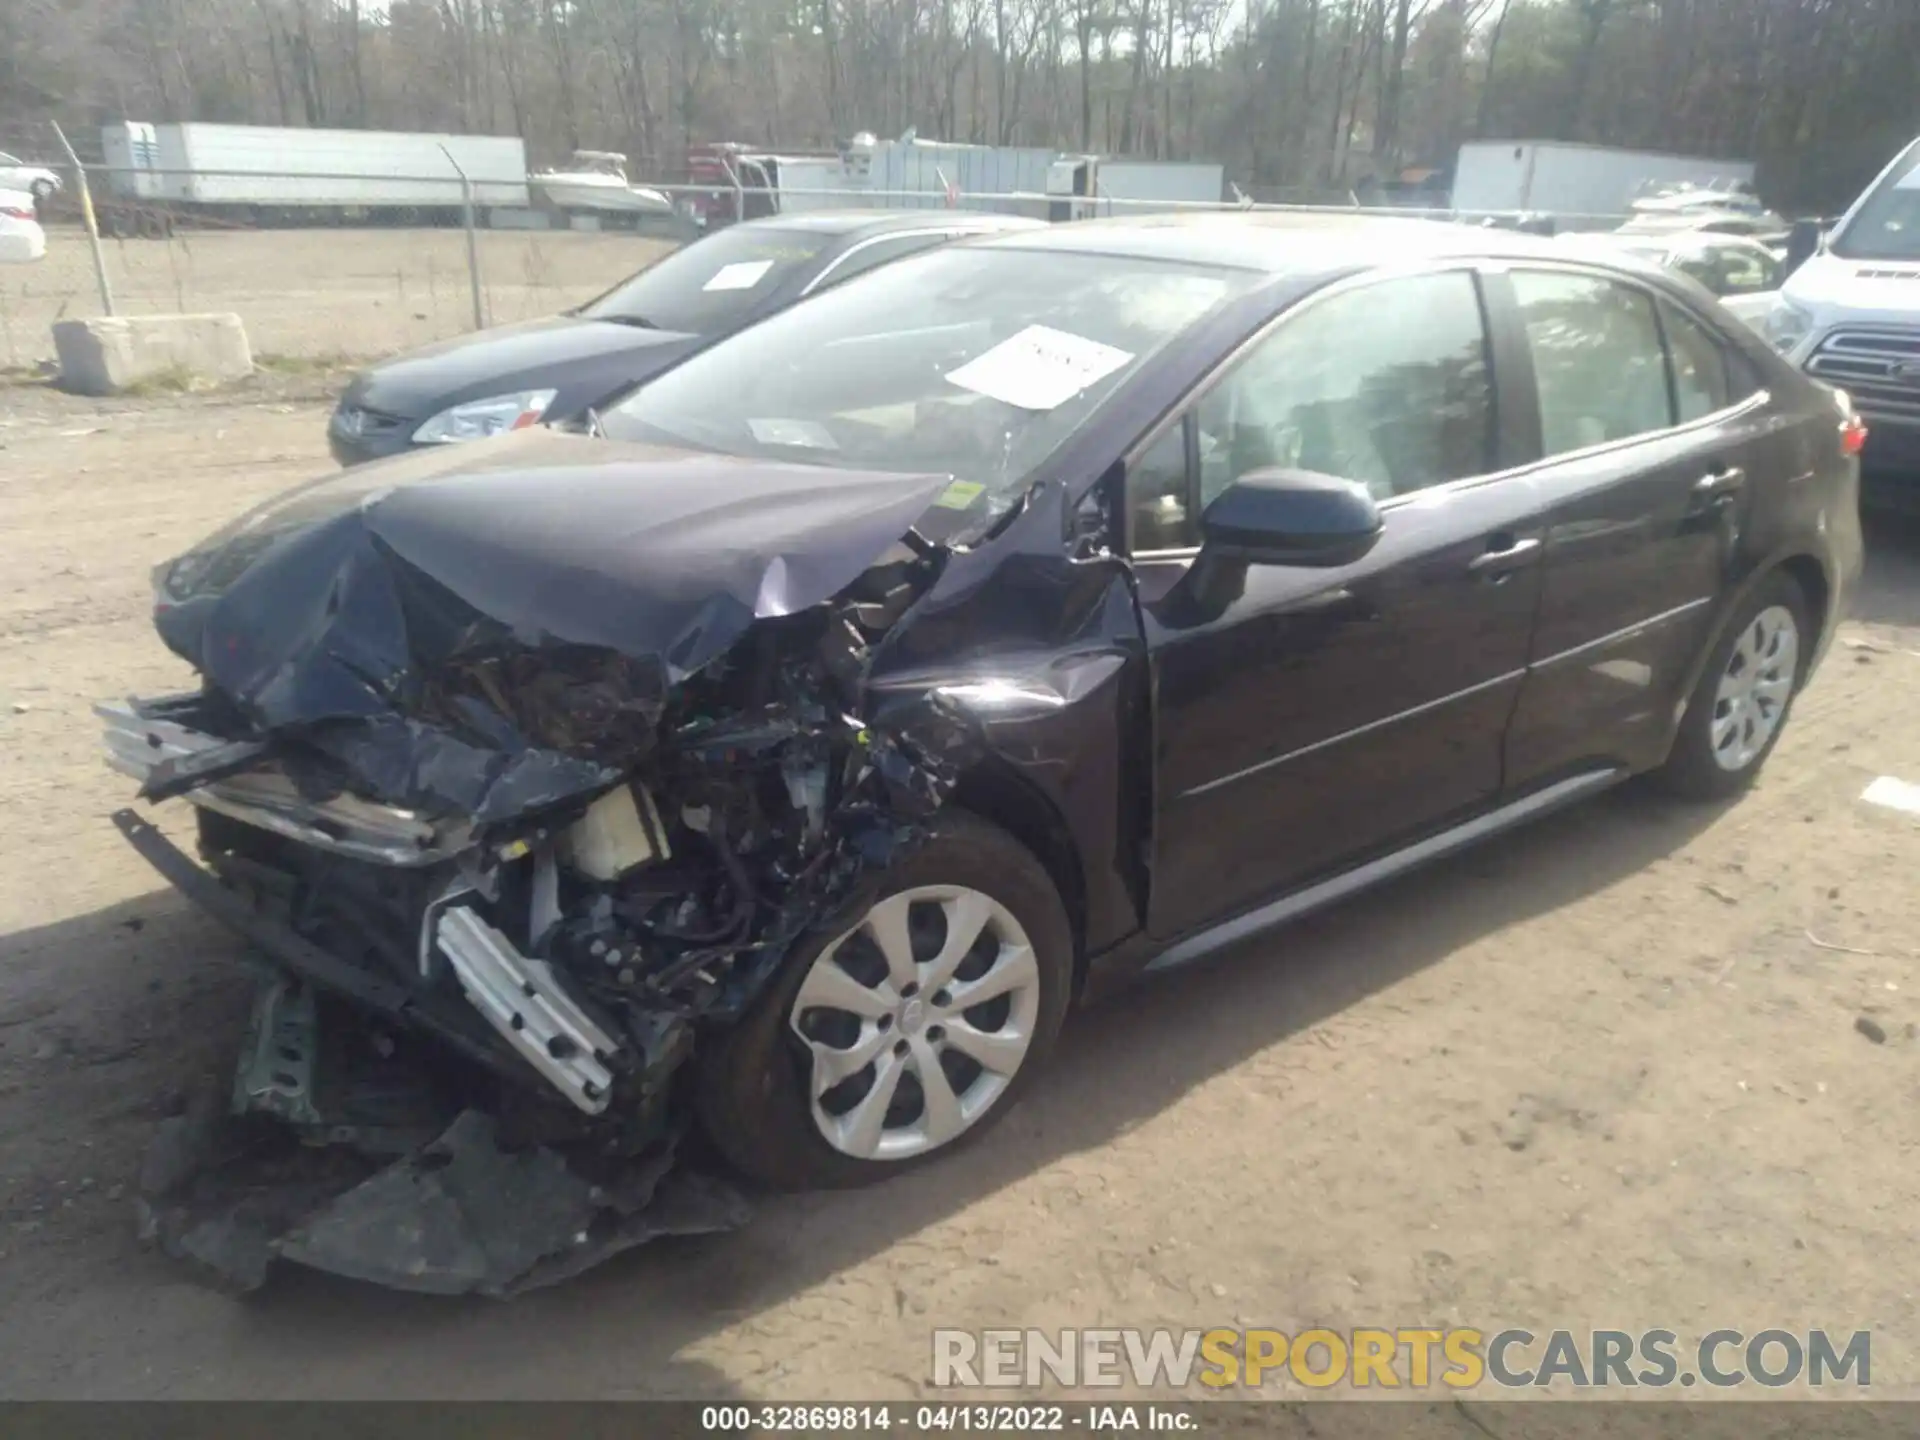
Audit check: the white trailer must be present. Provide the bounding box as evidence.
[1451,141,1755,227]
[101,123,529,213]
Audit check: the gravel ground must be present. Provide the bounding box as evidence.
[1,225,674,367]
[3,378,1920,1405]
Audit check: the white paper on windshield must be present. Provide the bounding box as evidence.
[704,259,775,292]
[748,417,838,449]
[944,325,1135,411]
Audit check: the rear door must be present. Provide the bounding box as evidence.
[1132,268,1550,938]
[1497,266,1774,786]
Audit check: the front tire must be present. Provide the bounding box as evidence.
[1655,571,1809,800]
[695,813,1073,1190]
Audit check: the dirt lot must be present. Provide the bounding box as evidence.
[1,225,674,367]
[4,377,1920,1404]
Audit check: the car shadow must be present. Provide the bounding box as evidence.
[0,778,1734,1395]
[1849,506,1920,629]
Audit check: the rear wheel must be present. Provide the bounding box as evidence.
[695,814,1073,1190]
[1655,571,1808,800]
[30,178,54,204]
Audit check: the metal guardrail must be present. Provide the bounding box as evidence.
[65,160,1636,225]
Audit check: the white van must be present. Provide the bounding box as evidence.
[1759,137,1920,494]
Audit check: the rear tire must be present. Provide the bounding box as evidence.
[694,813,1073,1191]
[1655,571,1809,801]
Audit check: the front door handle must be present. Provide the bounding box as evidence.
[1467,535,1542,579]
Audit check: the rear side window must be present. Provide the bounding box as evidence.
[1511,271,1671,455]
[1662,304,1731,422]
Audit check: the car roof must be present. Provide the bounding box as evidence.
[736,209,1046,238]
[970,211,1578,275]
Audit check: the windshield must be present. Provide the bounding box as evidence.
[601,245,1254,497]
[577,226,831,332]
[1831,140,1920,262]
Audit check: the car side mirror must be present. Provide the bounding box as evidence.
[1784,218,1824,276]
[1200,467,1383,569]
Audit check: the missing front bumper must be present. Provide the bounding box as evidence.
[96,697,472,866]
[115,811,751,1295]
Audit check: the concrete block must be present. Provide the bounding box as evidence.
[52,313,254,396]
[486,207,551,230]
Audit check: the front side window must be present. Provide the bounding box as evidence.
[1127,421,1194,552]
[604,246,1255,502]
[1196,271,1494,506]
[1511,270,1672,456]
[1122,271,1495,551]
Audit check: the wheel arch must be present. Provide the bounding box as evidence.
[947,760,1089,992]
[1673,549,1834,739]
[1774,552,1832,679]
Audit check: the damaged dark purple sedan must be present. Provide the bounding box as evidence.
[101,215,1863,1294]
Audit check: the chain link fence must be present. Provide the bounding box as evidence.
[0,122,1637,377]
[1,210,679,371]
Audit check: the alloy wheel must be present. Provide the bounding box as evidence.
[788,885,1041,1162]
[1710,604,1799,772]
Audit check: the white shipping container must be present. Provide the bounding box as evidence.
[1094,160,1226,213]
[101,123,529,208]
[1451,141,1756,225]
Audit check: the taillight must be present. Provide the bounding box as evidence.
[0,206,31,221]
[1832,387,1869,458]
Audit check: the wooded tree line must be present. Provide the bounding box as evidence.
[3,0,1916,212]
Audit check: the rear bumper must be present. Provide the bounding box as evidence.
[0,228,46,264]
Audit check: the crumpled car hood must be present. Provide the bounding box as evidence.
[155,427,955,735]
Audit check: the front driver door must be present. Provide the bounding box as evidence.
[1133,268,1547,940]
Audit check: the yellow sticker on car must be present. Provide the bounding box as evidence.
[933,480,987,510]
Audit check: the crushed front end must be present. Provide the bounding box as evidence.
[99,435,986,1294]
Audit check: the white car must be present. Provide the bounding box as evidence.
[0,152,60,205]
[1561,230,1785,329]
[0,188,48,263]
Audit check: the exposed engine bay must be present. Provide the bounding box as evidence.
[95,436,1060,1294]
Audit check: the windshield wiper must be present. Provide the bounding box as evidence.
[602,314,661,330]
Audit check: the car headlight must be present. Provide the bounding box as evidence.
[1760,297,1814,355]
[411,389,558,444]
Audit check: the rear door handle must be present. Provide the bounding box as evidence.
[1467,535,1542,578]
[1692,466,1747,505]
